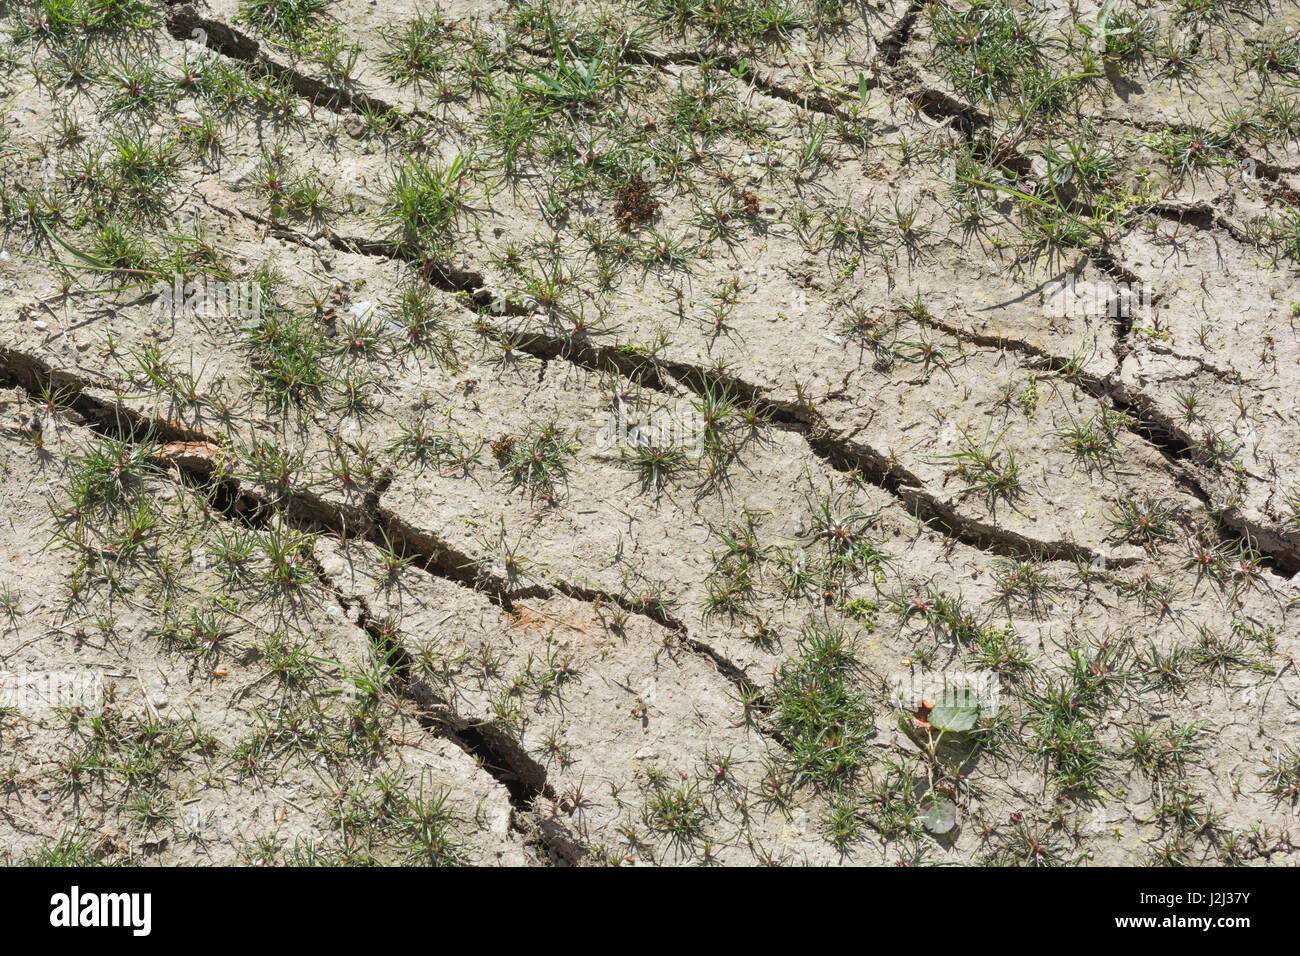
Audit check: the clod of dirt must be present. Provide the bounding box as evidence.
[491,433,516,461]
[732,188,760,216]
[613,178,660,231]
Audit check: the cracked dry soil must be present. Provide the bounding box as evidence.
[0,0,1299,866]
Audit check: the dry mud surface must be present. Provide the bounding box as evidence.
[0,0,1299,865]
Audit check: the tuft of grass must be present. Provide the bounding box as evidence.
[982,817,1071,866]
[393,785,466,865]
[1149,125,1233,180]
[1261,746,1300,803]
[642,774,708,851]
[379,10,453,85]
[930,0,1044,102]
[22,828,107,866]
[237,0,328,39]
[765,622,875,790]
[1246,31,1300,78]
[513,12,626,116]
[1026,680,1107,792]
[243,307,328,409]
[1109,496,1178,550]
[1059,408,1129,471]
[381,154,469,260]
[645,0,806,49]
[496,421,574,501]
[933,423,1023,506]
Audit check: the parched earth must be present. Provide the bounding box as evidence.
[0,0,1298,866]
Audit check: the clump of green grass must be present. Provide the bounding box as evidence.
[1109,496,1178,550]
[254,148,329,221]
[802,490,889,590]
[642,771,709,851]
[765,622,875,790]
[624,442,689,494]
[1124,721,1204,778]
[289,24,362,87]
[702,560,757,621]
[645,0,806,49]
[981,817,1071,866]
[932,423,1023,506]
[105,127,182,207]
[243,306,329,408]
[1276,208,1300,265]
[379,10,453,85]
[930,0,1044,102]
[1246,31,1300,78]
[381,154,469,259]
[821,793,866,850]
[390,280,457,360]
[665,71,770,143]
[512,13,626,116]
[969,622,1033,677]
[1042,126,1118,196]
[102,58,172,116]
[22,828,108,866]
[1092,7,1156,63]
[14,0,157,44]
[237,0,328,39]
[90,220,156,279]
[1148,125,1233,180]
[392,785,466,865]
[65,434,156,515]
[388,413,481,475]
[494,421,574,501]
[1262,746,1300,803]
[861,757,924,839]
[1058,408,1130,471]
[1023,635,1129,793]
[1026,680,1107,792]
[1172,0,1246,30]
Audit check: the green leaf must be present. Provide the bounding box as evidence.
[921,794,956,834]
[929,702,979,732]
[1051,164,1075,186]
